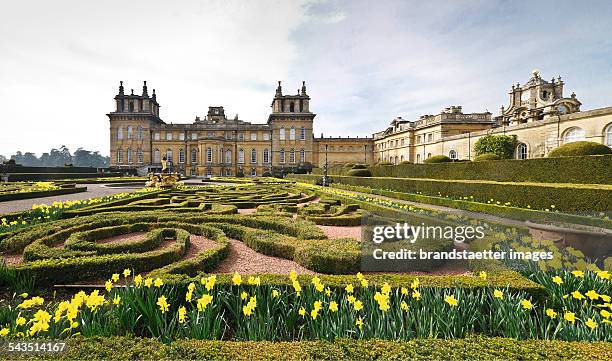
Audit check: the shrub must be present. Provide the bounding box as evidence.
[399,160,412,165]
[548,141,612,158]
[424,155,452,163]
[474,135,518,159]
[376,161,393,166]
[473,153,501,162]
[342,163,355,168]
[351,164,368,169]
[346,169,372,177]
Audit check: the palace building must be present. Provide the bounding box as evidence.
[108,71,612,175]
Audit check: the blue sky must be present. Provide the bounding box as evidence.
[1,0,611,156]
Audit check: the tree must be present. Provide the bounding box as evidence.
[474,135,518,159]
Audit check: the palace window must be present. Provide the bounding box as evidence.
[128,101,134,112]
[427,153,431,159]
[179,149,185,163]
[263,148,270,163]
[279,127,286,140]
[289,102,295,112]
[117,149,123,163]
[400,155,404,162]
[238,149,245,164]
[251,168,257,177]
[300,127,305,140]
[137,126,143,140]
[154,149,160,163]
[263,132,270,141]
[238,133,244,141]
[428,134,433,142]
[251,149,257,163]
[191,149,197,164]
[251,132,257,141]
[179,133,185,141]
[127,126,133,139]
[300,148,305,162]
[166,149,173,162]
[416,154,421,163]
[206,147,212,163]
[137,148,143,163]
[117,127,124,140]
[225,149,232,164]
[289,148,295,163]
[154,133,160,141]
[191,133,198,140]
[516,143,528,159]
[279,149,285,163]
[563,127,585,144]
[290,127,296,140]
[206,168,213,177]
[166,132,172,141]
[605,123,612,147]
[191,168,196,176]
[449,150,457,160]
[127,148,133,164]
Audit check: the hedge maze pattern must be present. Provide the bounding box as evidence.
[0,184,366,285]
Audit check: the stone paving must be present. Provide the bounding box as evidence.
[0,184,138,215]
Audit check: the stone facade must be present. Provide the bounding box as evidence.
[108,81,373,176]
[374,71,612,163]
[108,71,612,174]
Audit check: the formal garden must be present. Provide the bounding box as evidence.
[0,173,610,359]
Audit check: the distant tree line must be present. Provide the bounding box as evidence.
[2,146,109,167]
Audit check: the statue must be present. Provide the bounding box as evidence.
[145,155,181,188]
[161,155,168,174]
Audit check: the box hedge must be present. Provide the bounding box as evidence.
[0,186,86,202]
[289,174,611,212]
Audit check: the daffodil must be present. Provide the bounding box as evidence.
[564,311,576,323]
[411,290,421,300]
[355,317,363,329]
[154,278,163,288]
[353,300,363,311]
[400,301,409,311]
[571,270,584,278]
[445,294,458,307]
[272,290,280,298]
[545,308,557,318]
[111,273,120,282]
[157,296,170,313]
[479,271,487,280]
[113,295,121,305]
[345,284,354,293]
[585,318,597,329]
[493,289,504,299]
[552,276,563,285]
[329,301,338,312]
[571,290,586,300]
[144,278,153,288]
[521,299,533,310]
[123,269,131,278]
[298,307,306,317]
[105,280,113,292]
[178,306,187,324]
[16,317,26,326]
[596,270,610,280]
[585,290,599,300]
[232,272,242,286]
[134,274,143,287]
[0,328,9,337]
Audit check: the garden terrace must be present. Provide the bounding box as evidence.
[0,182,86,202]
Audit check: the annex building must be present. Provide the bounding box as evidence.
[108,71,612,176]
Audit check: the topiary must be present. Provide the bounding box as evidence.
[399,160,412,165]
[424,155,452,164]
[347,169,372,177]
[351,164,368,169]
[473,153,501,162]
[474,134,518,159]
[376,161,393,166]
[343,163,355,168]
[548,141,612,158]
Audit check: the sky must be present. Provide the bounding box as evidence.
[1,0,612,157]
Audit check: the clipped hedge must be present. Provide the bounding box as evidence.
[473,153,500,162]
[548,141,612,157]
[316,155,612,184]
[347,169,372,177]
[424,154,452,163]
[289,174,612,212]
[3,336,610,360]
[0,186,86,202]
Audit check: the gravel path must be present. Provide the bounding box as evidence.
[0,184,135,215]
[213,239,315,275]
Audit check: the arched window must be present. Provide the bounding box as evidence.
[251,149,257,163]
[280,149,285,163]
[290,127,296,140]
[206,147,212,163]
[127,126,133,139]
[225,149,232,164]
[166,149,173,162]
[300,127,306,140]
[300,148,305,162]
[117,148,123,163]
[427,153,431,159]
[263,148,270,163]
[238,149,244,164]
[400,155,404,162]
[563,127,585,144]
[449,150,457,160]
[516,143,528,159]
[251,168,257,177]
[191,149,197,164]
[279,127,286,140]
[154,149,160,163]
[127,148,133,164]
[137,148,143,163]
[179,149,185,163]
[117,127,123,140]
[137,126,143,140]
[416,154,421,163]
[605,123,612,147]
[394,156,398,164]
[289,148,295,163]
